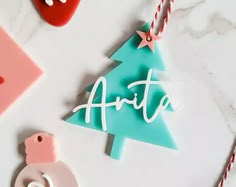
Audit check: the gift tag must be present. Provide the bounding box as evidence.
[34,0,81,27]
[0,28,42,115]
[65,0,177,160]
[15,133,79,187]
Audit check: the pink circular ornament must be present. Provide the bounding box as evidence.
[14,133,79,187]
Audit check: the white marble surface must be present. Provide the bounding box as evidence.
[0,0,236,186]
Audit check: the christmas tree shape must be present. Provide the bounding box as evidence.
[66,23,176,159]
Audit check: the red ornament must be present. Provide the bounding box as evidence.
[34,0,81,27]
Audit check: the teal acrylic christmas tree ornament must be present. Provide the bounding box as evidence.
[66,23,176,160]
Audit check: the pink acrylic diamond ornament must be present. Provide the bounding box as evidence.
[0,27,42,115]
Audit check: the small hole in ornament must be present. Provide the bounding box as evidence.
[146,36,152,42]
[37,136,42,142]
[0,76,5,85]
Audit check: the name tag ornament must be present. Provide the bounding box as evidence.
[66,23,177,160]
[34,0,80,26]
[0,27,42,116]
[14,133,79,187]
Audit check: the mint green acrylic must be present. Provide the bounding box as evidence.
[66,23,176,160]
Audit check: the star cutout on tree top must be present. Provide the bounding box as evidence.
[136,31,161,52]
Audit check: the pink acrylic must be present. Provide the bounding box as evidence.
[0,27,42,115]
[25,133,57,165]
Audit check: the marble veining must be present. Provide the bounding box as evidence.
[0,0,236,186]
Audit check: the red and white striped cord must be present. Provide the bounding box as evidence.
[148,0,165,37]
[159,0,174,36]
[219,147,236,187]
[148,0,175,38]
